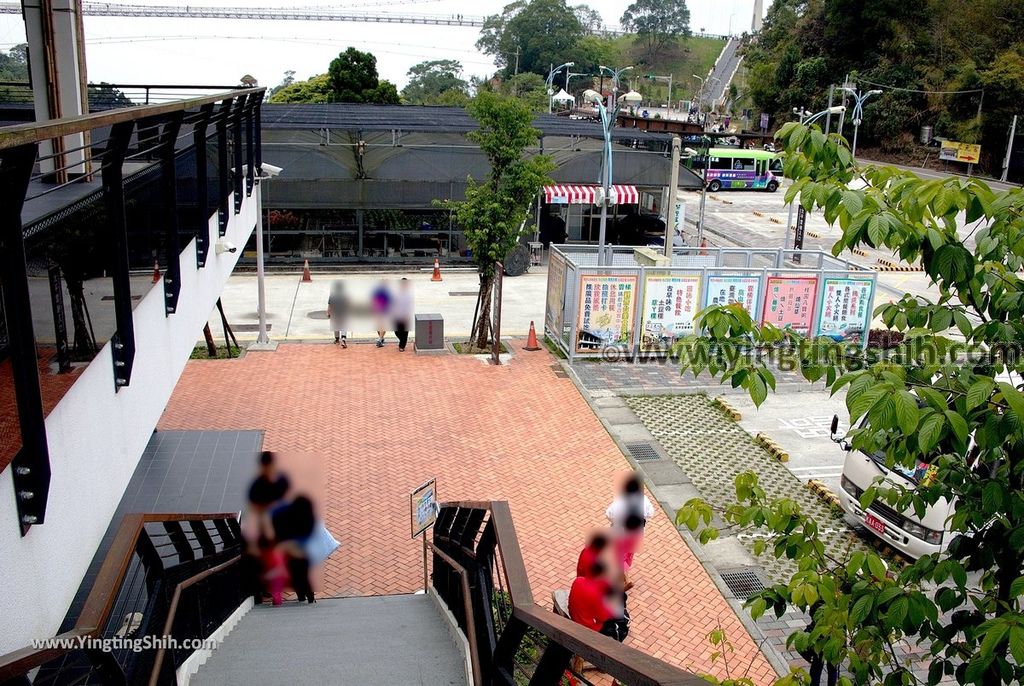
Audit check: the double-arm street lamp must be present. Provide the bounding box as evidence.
[546,62,575,113]
[598,64,633,110]
[583,86,619,266]
[839,87,882,158]
[783,105,846,250]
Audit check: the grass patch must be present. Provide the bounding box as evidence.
[601,35,726,103]
[190,345,243,360]
[542,335,567,359]
[452,341,509,354]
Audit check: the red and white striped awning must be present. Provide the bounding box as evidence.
[542,184,639,205]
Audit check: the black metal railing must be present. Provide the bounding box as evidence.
[0,86,263,530]
[0,512,244,686]
[431,501,707,686]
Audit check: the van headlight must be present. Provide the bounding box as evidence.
[902,520,943,545]
[841,475,862,499]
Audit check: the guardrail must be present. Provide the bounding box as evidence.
[0,512,244,685]
[430,500,707,685]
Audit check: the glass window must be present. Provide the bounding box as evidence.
[769,158,783,173]
[709,157,732,170]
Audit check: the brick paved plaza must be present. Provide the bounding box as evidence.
[158,342,777,683]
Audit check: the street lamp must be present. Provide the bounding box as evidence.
[546,62,575,113]
[583,88,616,266]
[599,64,633,109]
[782,105,845,250]
[839,87,881,157]
[252,163,283,350]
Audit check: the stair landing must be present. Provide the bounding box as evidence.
[192,594,467,685]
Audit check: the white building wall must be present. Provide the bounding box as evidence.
[0,192,257,654]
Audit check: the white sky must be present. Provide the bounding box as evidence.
[0,0,770,89]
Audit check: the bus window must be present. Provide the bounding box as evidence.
[769,158,783,173]
[709,157,732,170]
[732,158,756,171]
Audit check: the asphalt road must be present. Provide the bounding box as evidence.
[857,157,1020,192]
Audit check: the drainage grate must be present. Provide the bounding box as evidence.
[719,570,767,599]
[624,442,661,462]
[233,323,272,332]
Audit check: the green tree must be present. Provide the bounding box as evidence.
[327,47,400,103]
[477,0,586,76]
[267,70,296,100]
[87,82,132,108]
[677,122,1024,685]
[401,60,470,105]
[439,92,554,349]
[501,72,549,112]
[0,44,29,103]
[619,0,691,63]
[266,74,333,104]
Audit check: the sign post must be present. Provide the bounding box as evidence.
[793,206,807,264]
[410,478,438,591]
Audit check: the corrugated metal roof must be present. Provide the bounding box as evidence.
[261,103,674,143]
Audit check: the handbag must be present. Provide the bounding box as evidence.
[304,521,341,565]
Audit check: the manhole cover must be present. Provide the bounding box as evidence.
[624,442,661,462]
[719,570,767,599]
[307,311,329,320]
[448,291,477,296]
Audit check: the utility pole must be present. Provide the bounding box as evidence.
[824,84,834,135]
[1002,114,1018,183]
[664,136,681,257]
[513,46,520,76]
[697,136,710,247]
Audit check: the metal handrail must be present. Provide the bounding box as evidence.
[425,540,484,686]
[0,87,263,150]
[436,500,706,686]
[0,512,238,681]
[147,555,242,685]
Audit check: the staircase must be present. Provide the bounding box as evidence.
[191,594,468,686]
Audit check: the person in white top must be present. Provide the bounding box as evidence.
[391,278,415,352]
[605,473,655,527]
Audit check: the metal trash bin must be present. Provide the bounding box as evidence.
[414,313,444,351]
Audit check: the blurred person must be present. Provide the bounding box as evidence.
[248,451,290,513]
[568,560,630,642]
[392,278,414,352]
[606,472,654,530]
[242,451,290,604]
[576,531,610,579]
[327,280,349,347]
[371,280,392,348]
[271,495,317,603]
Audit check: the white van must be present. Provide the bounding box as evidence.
[830,415,951,559]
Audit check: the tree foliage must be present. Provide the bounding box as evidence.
[401,60,470,106]
[744,0,1024,162]
[268,49,400,104]
[501,72,549,112]
[619,0,691,63]
[676,123,1024,685]
[477,0,587,77]
[439,92,553,348]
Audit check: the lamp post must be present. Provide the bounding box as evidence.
[599,64,633,110]
[252,164,283,349]
[692,74,705,117]
[644,73,674,118]
[839,87,882,158]
[584,88,617,266]
[782,105,845,250]
[546,62,575,113]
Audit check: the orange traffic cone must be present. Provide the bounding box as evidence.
[151,260,160,284]
[431,258,442,282]
[524,321,541,351]
[302,259,312,283]
[699,238,708,256]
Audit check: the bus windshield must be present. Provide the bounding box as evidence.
[863,450,931,484]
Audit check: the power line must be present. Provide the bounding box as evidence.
[857,78,983,95]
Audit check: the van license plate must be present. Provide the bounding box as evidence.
[865,514,886,534]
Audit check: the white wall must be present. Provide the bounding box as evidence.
[0,192,257,654]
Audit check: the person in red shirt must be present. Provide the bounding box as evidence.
[576,532,609,578]
[568,561,614,632]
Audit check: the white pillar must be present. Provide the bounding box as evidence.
[23,0,88,180]
[663,136,680,257]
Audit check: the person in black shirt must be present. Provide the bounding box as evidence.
[248,451,290,512]
[271,496,317,603]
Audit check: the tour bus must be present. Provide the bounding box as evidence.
[702,148,783,193]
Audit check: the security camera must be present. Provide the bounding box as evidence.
[259,163,282,178]
[215,241,237,254]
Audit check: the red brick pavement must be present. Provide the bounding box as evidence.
[159,343,777,684]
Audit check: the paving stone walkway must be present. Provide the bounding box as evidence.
[158,342,778,684]
[572,358,809,395]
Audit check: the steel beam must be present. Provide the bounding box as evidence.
[156,112,184,315]
[192,103,214,267]
[0,143,51,531]
[216,97,233,235]
[231,93,245,214]
[102,121,137,391]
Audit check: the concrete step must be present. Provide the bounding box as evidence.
[191,594,467,686]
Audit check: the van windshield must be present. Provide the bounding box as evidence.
[863,450,932,484]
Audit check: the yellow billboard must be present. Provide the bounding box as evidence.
[939,140,981,164]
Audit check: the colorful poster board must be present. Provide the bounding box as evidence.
[577,274,637,352]
[815,277,874,345]
[640,274,702,351]
[761,276,818,334]
[705,275,760,318]
[545,251,567,341]
[410,478,437,538]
